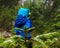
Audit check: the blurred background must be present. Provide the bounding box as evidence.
[0,0,60,48]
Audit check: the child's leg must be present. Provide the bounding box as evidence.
[25,20,33,48]
[25,20,32,38]
[14,29,25,38]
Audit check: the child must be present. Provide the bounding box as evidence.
[14,8,32,39]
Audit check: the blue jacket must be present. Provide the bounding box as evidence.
[14,8,32,38]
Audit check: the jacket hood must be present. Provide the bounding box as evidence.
[17,8,29,17]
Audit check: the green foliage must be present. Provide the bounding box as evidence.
[29,0,60,34]
[33,31,60,48]
[0,0,19,7]
[0,31,60,48]
[0,5,19,31]
[0,37,5,43]
[0,0,60,48]
[0,35,24,48]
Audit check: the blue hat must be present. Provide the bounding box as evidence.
[17,8,29,17]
